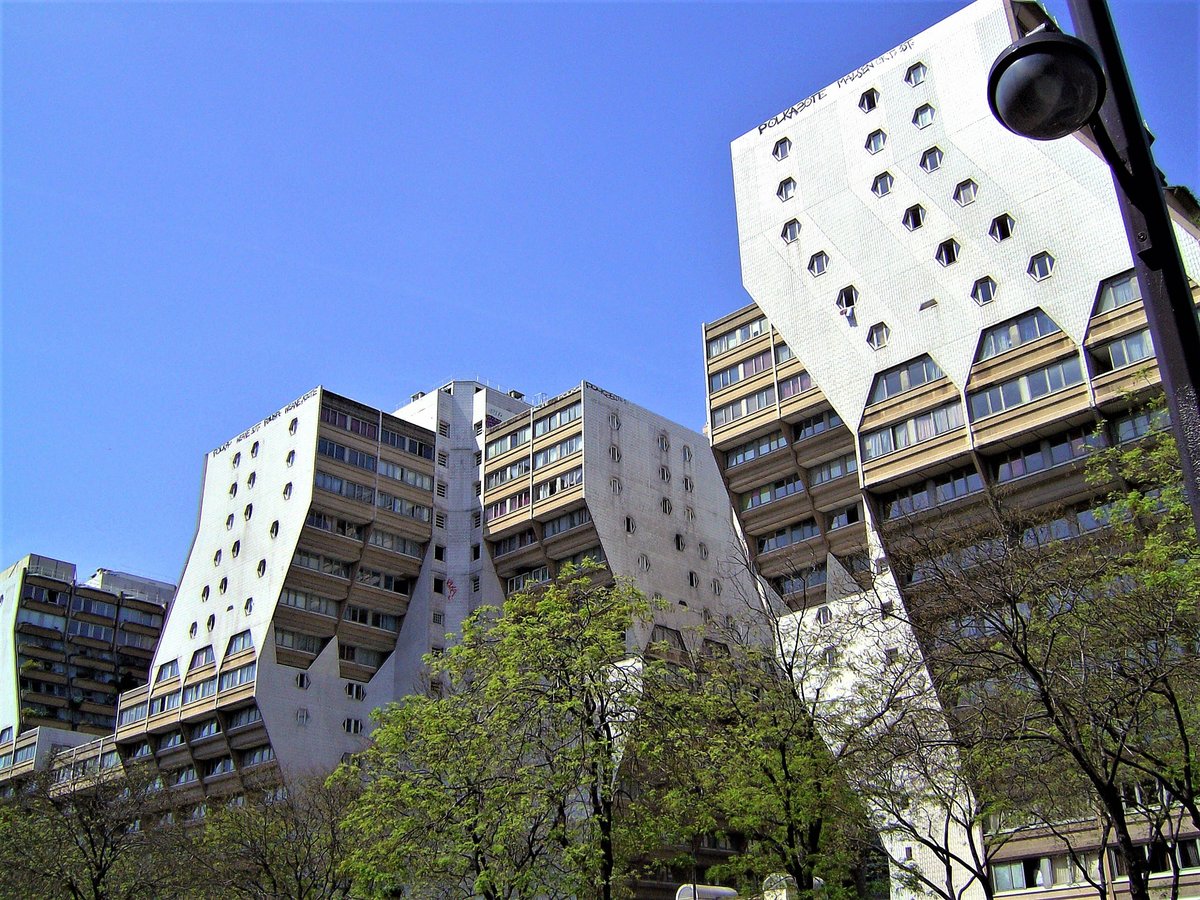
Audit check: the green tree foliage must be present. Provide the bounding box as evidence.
[0,762,184,900]
[341,563,666,900]
[885,400,1200,900]
[193,774,358,900]
[641,632,873,898]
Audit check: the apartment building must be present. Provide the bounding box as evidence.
[0,554,173,779]
[482,380,756,657]
[7,381,758,826]
[710,0,1200,896]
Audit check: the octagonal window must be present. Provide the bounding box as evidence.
[871,172,894,197]
[905,62,928,86]
[1028,252,1055,280]
[867,322,891,350]
[777,178,797,202]
[781,219,801,244]
[773,137,792,161]
[953,179,978,206]
[859,88,879,113]
[972,276,997,306]
[920,147,943,173]
[836,285,858,314]
[808,251,829,277]
[912,104,935,129]
[902,204,925,231]
[989,214,1015,242]
[935,239,960,266]
[865,129,887,154]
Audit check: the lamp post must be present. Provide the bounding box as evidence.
[987,0,1200,536]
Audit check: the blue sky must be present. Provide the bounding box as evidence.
[2,1,1196,584]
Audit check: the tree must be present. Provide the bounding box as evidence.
[0,759,185,900]
[879,402,1200,900]
[342,562,667,900]
[192,773,358,900]
[650,628,875,898]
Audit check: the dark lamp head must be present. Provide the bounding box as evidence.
[988,32,1105,140]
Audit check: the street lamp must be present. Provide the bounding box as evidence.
[987,0,1200,536]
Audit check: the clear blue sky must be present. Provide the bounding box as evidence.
[2,1,1196,585]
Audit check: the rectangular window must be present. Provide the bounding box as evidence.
[367,529,424,558]
[117,701,148,726]
[155,659,180,683]
[1091,328,1154,374]
[190,646,215,670]
[757,519,820,553]
[181,677,217,705]
[314,470,375,504]
[317,437,377,472]
[321,406,378,440]
[486,489,531,522]
[356,568,409,594]
[494,529,537,556]
[149,690,181,715]
[534,465,583,501]
[226,630,253,656]
[794,410,843,442]
[484,458,532,490]
[992,428,1100,483]
[532,434,583,470]
[969,356,1083,420]
[1095,271,1141,313]
[707,316,767,358]
[380,428,434,460]
[218,661,257,691]
[507,566,550,594]
[376,492,432,522]
[809,452,857,486]
[275,628,322,654]
[378,459,433,491]
[533,401,581,437]
[867,355,943,405]
[711,386,775,428]
[778,371,814,400]
[708,349,772,393]
[543,507,591,538]
[977,309,1061,361]
[485,425,531,460]
[741,473,804,511]
[861,402,964,461]
[726,430,787,467]
[279,588,339,617]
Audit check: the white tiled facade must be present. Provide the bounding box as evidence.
[714,0,1200,897]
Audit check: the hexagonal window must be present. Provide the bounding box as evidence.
[865,129,887,154]
[836,285,858,314]
[773,137,792,161]
[777,178,797,202]
[905,62,928,86]
[859,88,879,113]
[902,204,925,231]
[912,104,935,129]
[953,179,978,206]
[989,213,1015,242]
[808,251,829,277]
[972,276,997,306]
[867,322,891,350]
[871,172,894,197]
[920,147,944,173]
[1028,252,1055,280]
[935,239,960,266]
[781,219,801,244]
